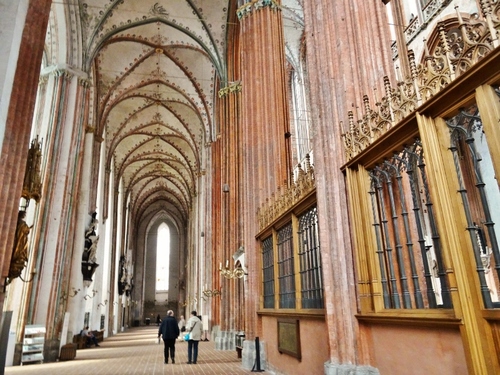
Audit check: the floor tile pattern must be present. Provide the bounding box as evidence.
[5,326,271,375]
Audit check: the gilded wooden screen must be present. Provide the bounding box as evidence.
[368,140,452,309]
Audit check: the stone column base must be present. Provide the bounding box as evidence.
[214,330,237,350]
[242,338,267,371]
[45,338,61,363]
[324,362,380,375]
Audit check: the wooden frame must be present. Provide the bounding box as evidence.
[277,318,301,360]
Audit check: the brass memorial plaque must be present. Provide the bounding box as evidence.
[277,319,301,360]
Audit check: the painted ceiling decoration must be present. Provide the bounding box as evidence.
[63,0,304,224]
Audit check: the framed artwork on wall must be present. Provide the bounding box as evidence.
[277,319,301,360]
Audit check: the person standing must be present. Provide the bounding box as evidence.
[185,310,203,364]
[178,315,186,339]
[158,310,180,364]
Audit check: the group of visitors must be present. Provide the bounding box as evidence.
[81,310,202,364]
[158,310,202,364]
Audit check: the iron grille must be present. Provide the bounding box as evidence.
[262,235,275,308]
[298,206,324,309]
[277,223,296,308]
[446,104,500,309]
[368,140,451,309]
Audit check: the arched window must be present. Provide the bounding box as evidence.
[290,63,312,166]
[156,223,170,291]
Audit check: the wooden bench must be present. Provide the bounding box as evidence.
[59,343,77,361]
[73,330,103,349]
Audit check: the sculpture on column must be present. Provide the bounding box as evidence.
[118,253,133,296]
[7,211,31,283]
[82,212,99,287]
[118,255,126,295]
[6,136,44,284]
[22,136,43,204]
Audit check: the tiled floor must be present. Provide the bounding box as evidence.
[5,326,271,375]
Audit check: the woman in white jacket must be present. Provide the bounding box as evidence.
[185,310,203,364]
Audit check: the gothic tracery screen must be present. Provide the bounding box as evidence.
[368,140,452,309]
[446,102,500,308]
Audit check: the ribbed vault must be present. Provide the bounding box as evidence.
[79,0,230,224]
[75,0,304,231]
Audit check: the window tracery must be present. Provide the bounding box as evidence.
[446,104,500,308]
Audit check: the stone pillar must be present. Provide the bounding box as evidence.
[213,82,244,350]
[301,0,392,373]
[103,166,120,335]
[211,136,224,340]
[237,0,290,345]
[212,17,245,339]
[0,0,52,314]
[242,338,267,371]
[197,167,209,322]
[66,123,96,340]
[29,68,89,362]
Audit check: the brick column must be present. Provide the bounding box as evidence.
[213,80,244,349]
[237,0,291,345]
[302,0,392,372]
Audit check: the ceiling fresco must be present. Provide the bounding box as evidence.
[68,0,304,224]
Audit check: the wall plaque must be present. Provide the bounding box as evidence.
[277,319,301,360]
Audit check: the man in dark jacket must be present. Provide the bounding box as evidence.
[158,310,180,364]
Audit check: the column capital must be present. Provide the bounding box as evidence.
[218,81,242,98]
[53,68,74,81]
[38,75,49,86]
[41,64,89,81]
[78,77,92,88]
[86,125,104,143]
[237,0,280,20]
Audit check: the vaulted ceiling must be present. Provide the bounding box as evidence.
[68,0,304,225]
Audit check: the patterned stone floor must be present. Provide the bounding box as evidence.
[5,326,271,375]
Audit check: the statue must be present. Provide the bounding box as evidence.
[85,211,98,238]
[82,212,99,285]
[83,229,99,264]
[118,255,126,295]
[8,211,31,282]
[87,235,99,264]
[22,136,43,203]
